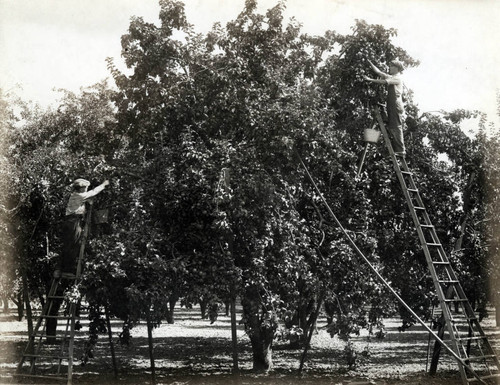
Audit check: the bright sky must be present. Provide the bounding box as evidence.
[1,0,499,128]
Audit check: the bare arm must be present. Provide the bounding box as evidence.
[363,76,387,84]
[81,180,110,200]
[367,59,389,79]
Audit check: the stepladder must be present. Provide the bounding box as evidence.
[16,204,93,385]
[15,275,82,384]
[371,106,500,384]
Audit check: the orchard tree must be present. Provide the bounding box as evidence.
[0,88,19,314]
[1,82,116,326]
[102,0,499,373]
[2,0,496,376]
[483,126,500,325]
[107,0,423,371]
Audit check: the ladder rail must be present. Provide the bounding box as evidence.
[373,110,465,375]
[17,278,58,372]
[32,279,63,375]
[17,204,93,385]
[373,106,500,384]
[299,154,488,385]
[57,304,74,374]
[66,302,78,385]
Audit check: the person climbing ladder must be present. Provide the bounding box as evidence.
[364,59,406,156]
[54,178,109,279]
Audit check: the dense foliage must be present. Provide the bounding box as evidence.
[1,0,499,373]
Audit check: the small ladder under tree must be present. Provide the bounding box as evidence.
[373,107,500,384]
[15,204,93,385]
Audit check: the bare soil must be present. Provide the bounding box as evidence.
[1,306,499,385]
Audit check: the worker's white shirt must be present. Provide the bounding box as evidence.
[65,185,105,216]
[386,74,405,115]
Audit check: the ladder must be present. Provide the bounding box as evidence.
[16,204,93,385]
[372,107,500,384]
[15,275,81,383]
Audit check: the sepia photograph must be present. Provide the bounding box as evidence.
[1,1,499,384]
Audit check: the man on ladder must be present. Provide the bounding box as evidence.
[54,178,109,279]
[364,59,406,157]
[17,177,111,384]
[358,62,500,383]
[47,178,109,343]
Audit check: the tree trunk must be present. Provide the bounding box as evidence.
[242,288,275,372]
[429,315,446,375]
[199,297,209,319]
[299,291,325,374]
[495,294,500,327]
[249,330,273,372]
[296,299,316,347]
[230,294,239,373]
[166,293,178,324]
[324,299,336,325]
[21,269,33,337]
[16,291,24,321]
[46,299,62,343]
[146,312,156,385]
[105,307,119,379]
[3,295,9,313]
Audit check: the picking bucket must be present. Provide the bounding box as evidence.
[364,128,381,143]
[94,209,109,224]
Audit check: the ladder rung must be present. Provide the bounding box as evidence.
[379,119,500,381]
[452,317,478,323]
[458,336,487,342]
[43,315,72,320]
[465,354,497,362]
[48,295,66,300]
[13,373,67,381]
[467,373,500,382]
[30,336,70,343]
[23,353,68,360]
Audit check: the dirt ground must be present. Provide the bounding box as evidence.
[1,305,499,385]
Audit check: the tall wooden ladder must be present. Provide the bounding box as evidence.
[15,204,93,385]
[373,107,500,384]
[15,275,81,384]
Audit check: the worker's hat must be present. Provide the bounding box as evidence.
[72,178,90,188]
[390,59,404,72]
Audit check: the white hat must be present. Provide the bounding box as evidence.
[73,178,90,187]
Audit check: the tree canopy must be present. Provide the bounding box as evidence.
[1,0,499,373]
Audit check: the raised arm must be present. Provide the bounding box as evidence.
[363,76,387,84]
[82,180,110,200]
[367,59,389,79]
